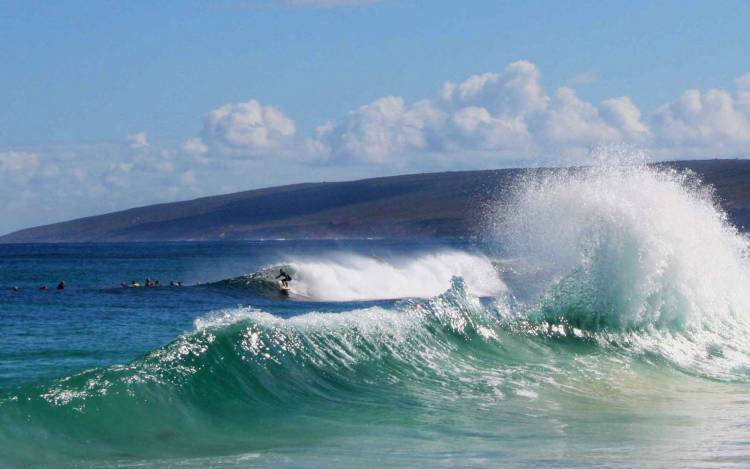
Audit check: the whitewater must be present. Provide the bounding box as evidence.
[2,161,750,467]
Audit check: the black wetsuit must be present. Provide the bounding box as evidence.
[276,270,292,287]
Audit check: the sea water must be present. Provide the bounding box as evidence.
[2,163,750,467]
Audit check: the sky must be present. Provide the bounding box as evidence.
[1,0,750,234]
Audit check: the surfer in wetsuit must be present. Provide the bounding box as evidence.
[276,269,292,288]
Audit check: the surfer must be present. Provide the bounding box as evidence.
[276,269,292,288]
[57,281,65,290]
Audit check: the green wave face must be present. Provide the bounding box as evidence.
[0,279,503,465]
[3,277,750,467]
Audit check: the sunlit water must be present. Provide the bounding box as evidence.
[2,163,750,467]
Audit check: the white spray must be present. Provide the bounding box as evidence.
[493,161,750,377]
[280,251,505,301]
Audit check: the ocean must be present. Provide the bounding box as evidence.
[2,163,750,467]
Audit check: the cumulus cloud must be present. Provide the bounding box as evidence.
[192,99,296,158]
[446,107,530,154]
[173,61,750,170]
[313,60,654,164]
[540,87,619,147]
[652,87,750,155]
[440,61,549,117]
[599,96,650,140]
[317,97,445,164]
[311,61,749,164]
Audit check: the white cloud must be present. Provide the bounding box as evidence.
[168,62,750,171]
[312,62,750,164]
[198,99,296,158]
[127,132,150,150]
[440,61,548,117]
[183,137,208,156]
[0,151,40,184]
[652,86,750,156]
[314,61,652,164]
[318,96,445,164]
[599,96,650,140]
[540,86,619,146]
[447,107,531,152]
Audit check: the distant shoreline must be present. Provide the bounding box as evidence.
[3,159,749,243]
[0,236,478,245]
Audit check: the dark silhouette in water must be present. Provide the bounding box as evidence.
[57,281,65,290]
[276,269,292,288]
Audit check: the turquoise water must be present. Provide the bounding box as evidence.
[3,164,750,467]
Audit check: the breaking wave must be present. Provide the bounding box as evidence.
[211,251,506,301]
[4,159,750,466]
[492,162,750,378]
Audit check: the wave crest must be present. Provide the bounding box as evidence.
[210,251,506,301]
[495,163,750,332]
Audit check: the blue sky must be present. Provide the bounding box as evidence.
[1,0,750,233]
